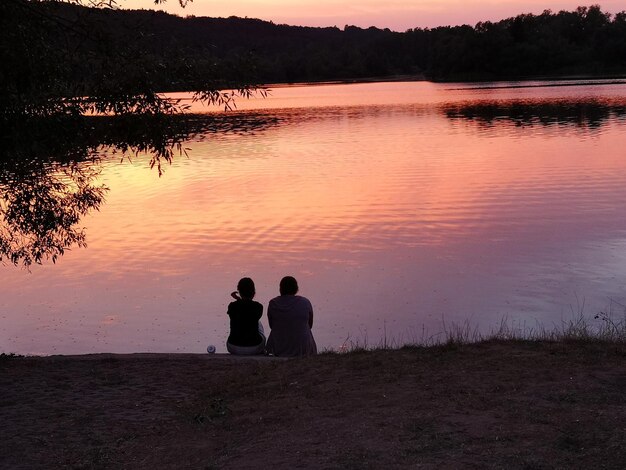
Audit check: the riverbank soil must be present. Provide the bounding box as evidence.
[1,341,624,469]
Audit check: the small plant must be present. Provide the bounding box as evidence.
[593,298,626,342]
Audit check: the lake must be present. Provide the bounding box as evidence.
[2,79,626,354]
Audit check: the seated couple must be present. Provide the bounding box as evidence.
[226,276,317,357]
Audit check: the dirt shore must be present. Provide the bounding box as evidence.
[1,340,625,469]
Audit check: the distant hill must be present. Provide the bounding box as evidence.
[5,2,626,95]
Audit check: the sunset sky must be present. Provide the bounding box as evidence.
[122,1,625,31]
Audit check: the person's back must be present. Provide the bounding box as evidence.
[226,277,266,355]
[266,276,317,357]
[227,298,263,347]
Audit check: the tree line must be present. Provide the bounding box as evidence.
[2,2,626,121]
[21,3,626,85]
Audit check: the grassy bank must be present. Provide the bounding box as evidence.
[339,309,626,352]
[1,338,625,469]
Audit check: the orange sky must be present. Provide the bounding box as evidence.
[122,1,625,31]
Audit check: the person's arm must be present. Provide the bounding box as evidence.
[308,308,314,329]
[267,301,274,329]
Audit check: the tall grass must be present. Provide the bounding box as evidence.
[336,299,626,353]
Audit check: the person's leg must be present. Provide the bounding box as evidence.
[227,341,265,356]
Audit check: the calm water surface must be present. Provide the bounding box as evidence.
[2,80,626,354]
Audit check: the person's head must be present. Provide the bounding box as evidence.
[279,276,298,296]
[237,277,256,299]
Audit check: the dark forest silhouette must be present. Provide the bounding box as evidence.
[1,0,264,121]
[3,2,625,122]
[6,2,626,93]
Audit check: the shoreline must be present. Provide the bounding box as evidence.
[165,73,626,93]
[2,339,624,469]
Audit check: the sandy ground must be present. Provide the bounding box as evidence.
[1,340,625,469]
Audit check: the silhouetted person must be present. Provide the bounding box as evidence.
[226,277,266,355]
[266,276,317,357]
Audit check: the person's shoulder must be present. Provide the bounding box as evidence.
[296,295,312,306]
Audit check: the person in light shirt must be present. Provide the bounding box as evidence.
[266,276,317,357]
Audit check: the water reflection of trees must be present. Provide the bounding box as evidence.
[0,114,278,267]
[442,99,626,130]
